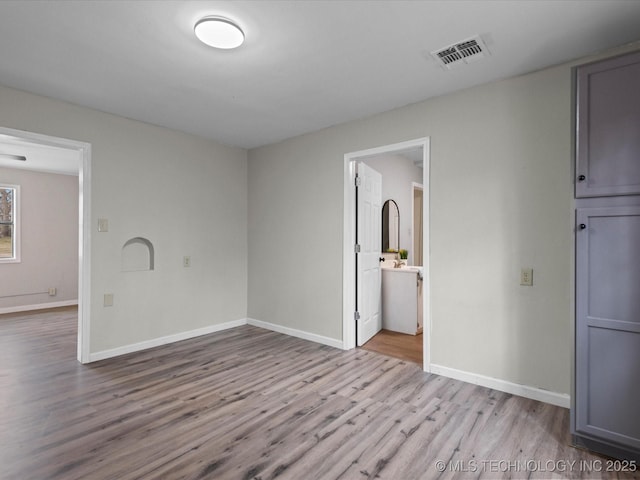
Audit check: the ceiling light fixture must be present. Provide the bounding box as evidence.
[194,16,244,49]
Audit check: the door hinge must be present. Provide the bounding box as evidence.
[354,244,361,253]
[354,311,360,321]
[355,174,362,187]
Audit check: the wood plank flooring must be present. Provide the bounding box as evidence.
[361,329,423,365]
[0,307,636,479]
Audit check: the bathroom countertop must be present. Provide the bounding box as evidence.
[381,265,423,277]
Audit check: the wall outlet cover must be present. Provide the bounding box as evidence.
[520,267,533,286]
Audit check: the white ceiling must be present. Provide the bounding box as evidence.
[0,134,79,176]
[0,0,640,151]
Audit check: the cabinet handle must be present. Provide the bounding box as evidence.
[578,175,586,181]
[579,223,586,230]
[379,257,385,262]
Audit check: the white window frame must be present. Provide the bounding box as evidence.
[0,184,20,263]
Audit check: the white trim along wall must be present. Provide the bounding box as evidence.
[87,314,569,408]
[430,364,570,408]
[0,300,78,315]
[90,317,342,362]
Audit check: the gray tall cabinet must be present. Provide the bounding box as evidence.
[573,50,640,461]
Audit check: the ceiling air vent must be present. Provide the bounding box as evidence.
[431,36,490,69]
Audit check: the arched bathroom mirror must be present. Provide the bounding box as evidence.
[381,199,400,253]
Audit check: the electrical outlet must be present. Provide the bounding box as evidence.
[104,293,114,307]
[183,256,191,268]
[48,287,57,296]
[520,268,533,286]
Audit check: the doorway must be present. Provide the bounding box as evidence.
[361,329,423,364]
[342,137,430,371]
[412,183,424,268]
[0,127,91,363]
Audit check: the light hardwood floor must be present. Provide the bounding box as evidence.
[362,330,423,365]
[0,307,636,479]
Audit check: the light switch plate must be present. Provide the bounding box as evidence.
[520,268,533,286]
[183,256,191,268]
[104,293,114,307]
[98,218,109,232]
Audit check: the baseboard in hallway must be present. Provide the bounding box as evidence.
[0,300,78,315]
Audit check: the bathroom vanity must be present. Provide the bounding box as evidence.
[381,266,423,335]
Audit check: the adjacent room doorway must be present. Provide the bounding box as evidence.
[342,137,430,371]
[0,126,91,363]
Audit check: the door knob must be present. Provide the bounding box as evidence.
[579,223,586,230]
[578,175,586,181]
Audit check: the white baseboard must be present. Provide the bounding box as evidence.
[430,364,570,408]
[247,317,343,350]
[0,299,78,315]
[89,318,248,362]
[5,303,567,409]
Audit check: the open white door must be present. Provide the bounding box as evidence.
[356,162,383,346]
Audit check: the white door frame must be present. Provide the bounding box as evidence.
[0,126,92,364]
[411,182,424,268]
[342,137,431,372]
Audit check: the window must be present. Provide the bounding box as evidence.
[0,184,19,262]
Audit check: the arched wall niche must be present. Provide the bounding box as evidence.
[121,237,154,272]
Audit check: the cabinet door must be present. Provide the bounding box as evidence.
[575,206,640,449]
[576,51,640,198]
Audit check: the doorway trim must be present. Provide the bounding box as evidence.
[411,182,424,268]
[342,137,431,372]
[0,126,91,364]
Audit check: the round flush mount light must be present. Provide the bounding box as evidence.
[194,16,244,49]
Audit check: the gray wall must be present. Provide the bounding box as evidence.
[0,84,248,354]
[247,50,613,396]
[0,167,78,310]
